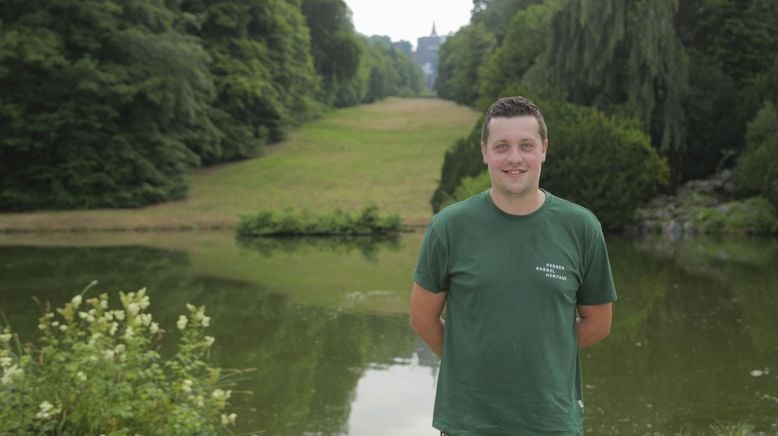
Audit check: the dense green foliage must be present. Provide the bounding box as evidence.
[436,23,495,106]
[301,0,362,107]
[0,1,211,210]
[236,206,403,237]
[0,0,424,211]
[433,0,778,227]
[0,285,236,434]
[430,125,484,211]
[734,102,778,209]
[540,105,669,229]
[693,198,778,235]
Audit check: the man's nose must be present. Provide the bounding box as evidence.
[507,145,522,162]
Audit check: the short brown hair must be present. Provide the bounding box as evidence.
[481,96,547,144]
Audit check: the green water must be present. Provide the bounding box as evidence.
[1,232,776,435]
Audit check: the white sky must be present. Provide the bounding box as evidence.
[344,0,473,49]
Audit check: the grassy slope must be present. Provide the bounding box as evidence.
[0,98,478,231]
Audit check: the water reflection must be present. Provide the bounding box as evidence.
[348,351,437,436]
[236,234,402,262]
[0,233,777,435]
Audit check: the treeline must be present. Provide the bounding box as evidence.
[433,0,778,229]
[0,0,424,211]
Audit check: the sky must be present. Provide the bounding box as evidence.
[344,0,473,49]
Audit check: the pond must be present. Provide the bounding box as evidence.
[1,231,777,435]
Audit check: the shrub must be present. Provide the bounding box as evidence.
[541,102,669,229]
[236,205,403,237]
[693,197,778,235]
[0,283,236,435]
[734,102,778,210]
[430,124,484,212]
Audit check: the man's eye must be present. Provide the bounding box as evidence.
[521,143,535,150]
[495,143,508,150]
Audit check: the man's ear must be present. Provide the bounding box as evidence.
[481,142,488,164]
[541,139,548,163]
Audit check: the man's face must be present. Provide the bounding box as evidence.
[481,116,548,201]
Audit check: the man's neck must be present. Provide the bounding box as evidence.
[489,188,546,216]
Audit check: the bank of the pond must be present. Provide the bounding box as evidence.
[0,98,478,233]
[631,170,778,237]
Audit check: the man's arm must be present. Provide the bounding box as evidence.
[576,303,612,349]
[409,282,447,357]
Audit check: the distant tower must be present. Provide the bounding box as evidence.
[415,23,444,89]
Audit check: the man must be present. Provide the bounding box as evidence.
[409,96,617,435]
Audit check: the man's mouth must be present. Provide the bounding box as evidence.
[502,169,526,176]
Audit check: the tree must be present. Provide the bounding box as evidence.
[436,23,495,106]
[679,48,742,180]
[476,0,565,107]
[734,102,778,209]
[181,0,321,160]
[0,0,216,210]
[301,0,363,107]
[542,0,689,175]
[361,39,423,103]
[695,0,778,85]
[469,0,543,44]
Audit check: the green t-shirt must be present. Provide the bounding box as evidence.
[414,190,617,435]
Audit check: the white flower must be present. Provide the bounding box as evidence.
[114,344,126,354]
[221,413,237,425]
[201,315,210,328]
[139,294,150,310]
[113,310,125,321]
[77,371,87,382]
[177,316,188,331]
[182,379,193,393]
[78,312,95,323]
[100,299,108,309]
[124,326,134,339]
[59,325,68,332]
[109,322,119,336]
[186,303,196,312]
[149,322,159,335]
[51,321,59,328]
[0,333,11,344]
[0,357,12,368]
[127,303,140,316]
[35,401,55,419]
[2,364,23,385]
[104,350,115,360]
[88,332,102,347]
[212,388,231,401]
[138,313,152,327]
[38,323,46,330]
[204,336,215,347]
[71,295,82,307]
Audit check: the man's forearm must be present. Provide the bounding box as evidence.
[411,318,445,357]
[409,283,447,358]
[576,316,610,349]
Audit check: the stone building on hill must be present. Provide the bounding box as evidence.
[415,24,445,89]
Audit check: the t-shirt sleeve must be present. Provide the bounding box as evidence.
[577,217,618,305]
[413,218,449,293]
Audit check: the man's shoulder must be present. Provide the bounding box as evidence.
[546,192,602,227]
[432,191,489,226]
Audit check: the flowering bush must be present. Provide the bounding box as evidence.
[0,282,236,434]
